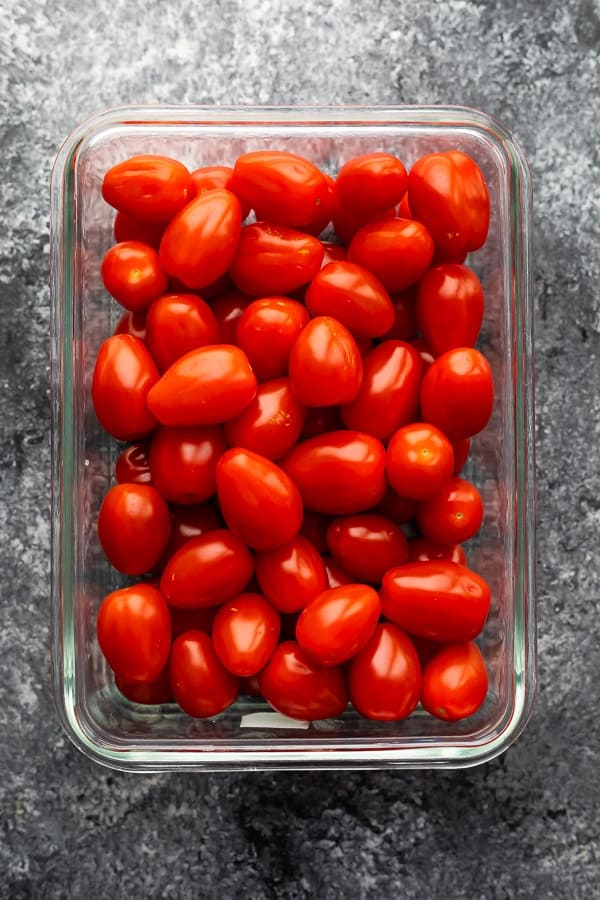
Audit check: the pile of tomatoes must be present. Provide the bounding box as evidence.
[92,148,493,724]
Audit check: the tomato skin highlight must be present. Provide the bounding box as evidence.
[326,514,409,584]
[296,584,382,666]
[149,425,226,505]
[259,641,348,720]
[92,334,159,441]
[420,347,494,441]
[348,218,434,293]
[421,641,488,721]
[416,476,484,545]
[212,593,281,676]
[236,297,309,382]
[102,154,192,223]
[229,223,324,296]
[224,378,306,460]
[386,422,455,501]
[289,316,363,407]
[98,483,171,575]
[232,151,330,227]
[255,535,328,614]
[169,629,239,718]
[160,530,254,609]
[145,293,220,372]
[115,441,152,485]
[416,264,484,356]
[348,623,421,721]
[335,153,408,219]
[305,262,395,338]
[102,241,169,312]
[97,583,171,683]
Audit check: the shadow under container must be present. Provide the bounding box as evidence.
[50,105,536,772]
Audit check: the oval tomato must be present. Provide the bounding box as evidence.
[259,641,348,720]
[416,264,484,356]
[289,316,363,407]
[326,514,408,584]
[335,153,408,218]
[216,449,303,550]
[101,241,168,311]
[211,291,252,343]
[235,297,309,382]
[381,561,491,642]
[147,345,257,426]
[232,151,329,226]
[115,667,173,705]
[296,584,381,666]
[169,630,239,717]
[408,537,467,566]
[149,425,226,504]
[113,211,165,249]
[145,294,219,371]
[229,223,324,296]
[305,261,394,337]
[332,196,396,246]
[281,430,387,515]
[115,441,151,485]
[98,483,171,574]
[92,335,158,440]
[212,593,280,676]
[299,176,336,236]
[422,641,488,721]
[160,503,222,566]
[416,476,483,544]
[348,623,421,720]
[340,340,422,441]
[159,190,242,289]
[255,535,328,613]
[160,529,254,608]
[386,423,454,500]
[102,154,192,223]
[113,309,148,342]
[224,378,306,460]
[420,348,494,441]
[190,164,251,217]
[348,218,434,292]
[97,583,171,682]
[375,489,418,525]
[322,556,355,588]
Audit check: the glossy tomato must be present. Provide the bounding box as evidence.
[147,345,257,426]
[335,152,408,218]
[145,294,219,371]
[332,195,396,246]
[211,291,252,343]
[97,583,171,682]
[216,448,303,550]
[232,150,330,226]
[115,441,151,485]
[235,297,309,382]
[326,514,408,584]
[102,154,192,223]
[101,241,168,311]
[169,630,239,717]
[259,641,348,720]
[416,264,484,356]
[322,556,355,588]
[386,423,454,500]
[255,535,328,613]
[159,190,242,289]
[408,537,467,566]
[212,593,280,676]
[160,503,222,567]
[289,316,363,407]
[92,335,158,441]
[160,529,254,608]
[296,584,381,666]
[411,337,435,371]
[190,164,251,218]
[97,483,171,574]
[115,667,173,705]
[340,340,422,441]
[348,623,421,721]
[320,241,348,266]
[229,223,324,296]
[381,288,418,341]
[421,641,488,721]
[113,210,165,249]
[224,378,306,460]
[149,425,226,504]
[299,175,335,236]
[113,309,148,342]
[348,218,434,292]
[305,261,394,337]
[416,476,483,545]
[381,561,490,642]
[420,348,494,441]
[281,430,387,515]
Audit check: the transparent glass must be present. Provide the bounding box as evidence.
[50,105,536,771]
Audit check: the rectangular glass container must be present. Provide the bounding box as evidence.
[50,105,536,771]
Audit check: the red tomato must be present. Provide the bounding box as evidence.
[232,151,330,226]
[411,337,435,371]
[148,425,226,504]
[159,190,242,289]
[229,223,324,296]
[320,241,348,266]
[305,262,394,337]
[115,441,151,485]
[299,510,331,553]
[224,378,306,460]
[115,667,173,705]
[375,489,418,525]
[92,335,158,440]
[322,556,355,588]
[145,294,219,371]
[211,291,252,343]
[332,195,396,246]
[97,483,171,574]
[348,218,434,292]
[281,430,387,515]
[101,241,168,311]
[240,673,263,696]
[408,538,467,566]
[348,623,421,721]
[408,151,490,260]
[216,449,303,550]
[386,423,454,500]
[397,192,412,218]
[420,348,494,441]
[212,593,280,676]
[102,155,192,223]
[341,340,422,441]
[97,583,171,682]
[113,309,148,342]
[189,164,251,218]
[169,630,239,717]
[299,176,336,236]
[326,514,408,584]
[147,345,257,427]
[452,438,471,475]
[113,211,165,250]
[296,584,381,666]
[381,561,490,642]
[416,476,483,544]
[161,504,222,566]
[381,288,418,341]
[160,529,254,608]
[170,605,218,638]
[235,297,310,382]
[259,641,348,720]
[289,316,363,407]
[416,264,484,356]
[422,641,488,721]
[335,153,408,218]
[255,535,328,613]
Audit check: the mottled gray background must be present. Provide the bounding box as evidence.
[1,0,599,897]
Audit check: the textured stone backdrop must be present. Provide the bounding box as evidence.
[1,0,599,897]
